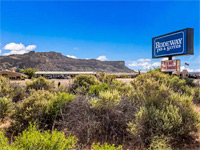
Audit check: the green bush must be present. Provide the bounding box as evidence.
[97,72,116,84]
[92,142,122,150]
[185,78,195,87]
[0,76,11,97]
[0,130,17,150]
[90,90,121,110]
[148,136,172,150]
[10,83,27,102]
[56,85,69,93]
[11,90,74,132]
[132,71,192,94]
[12,123,77,150]
[0,123,77,150]
[11,90,55,132]
[26,76,54,91]
[128,71,200,147]
[88,83,109,96]
[192,87,200,103]
[0,76,27,102]
[47,92,74,119]
[71,75,99,94]
[0,97,12,120]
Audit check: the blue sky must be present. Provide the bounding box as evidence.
[0,0,199,71]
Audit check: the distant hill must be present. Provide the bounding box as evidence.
[0,51,134,73]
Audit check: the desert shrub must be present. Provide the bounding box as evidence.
[26,76,54,91]
[0,76,26,102]
[192,87,200,103]
[0,130,8,149]
[128,104,183,144]
[109,79,125,90]
[10,83,27,103]
[148,136,171,150]
[11,90,55,132]
[0,97,12,121]
[47,92,74,120]
[11,123,77,150]
[90,90,121,110]
[185,78,195,87]
[71,75,99,94]
[128,75,200,147]
[132,71,192,94]
[97,72,107,82]
[92,142,122,150]
[56,96,97,145]
[11,90,74,133]
[97,72,116,84]
[0,76,11,97]
[115,83,133,96]
[56,96,138,148]
[0,130,16,150]
[56,85,69,93]
[88,83,109,96]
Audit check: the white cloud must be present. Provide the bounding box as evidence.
[0,49,1,55]
[195,69,200,72]
[128,58,163,70]
[181,66,200,72]
[26,45,37,51]
[128,61,138,67]
[152,62,160,67]
[181,66,193,72]
[97,56,107,61]
[128,61,151,69]
[66,55,77,59]
[128,58,152,69]
[138,58,151,62]
[3,42,36,56]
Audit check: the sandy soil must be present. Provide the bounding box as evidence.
[117,78,133,84]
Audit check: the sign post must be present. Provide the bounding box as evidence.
[152,28,194,74]
[168,56,172,75]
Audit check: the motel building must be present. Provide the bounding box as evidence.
[35,71,97,78]
[0,69,27,80]
[35,71,138,79]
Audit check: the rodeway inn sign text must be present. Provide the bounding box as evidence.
[152,28,194,58]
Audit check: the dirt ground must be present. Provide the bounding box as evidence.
[117,78,133,84]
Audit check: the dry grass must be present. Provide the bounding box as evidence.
[10,78,133,87]
[10,79,74,87]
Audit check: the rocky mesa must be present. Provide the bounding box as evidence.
[0,51,134,73]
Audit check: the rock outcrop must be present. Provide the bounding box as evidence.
[0,51,134,73]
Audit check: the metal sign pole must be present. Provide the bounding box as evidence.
[168,56,172,75]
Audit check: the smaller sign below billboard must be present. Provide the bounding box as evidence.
[161,60,180,72]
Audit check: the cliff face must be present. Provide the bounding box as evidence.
[0,51,133,73]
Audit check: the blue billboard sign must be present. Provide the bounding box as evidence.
[152,28,194,58]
